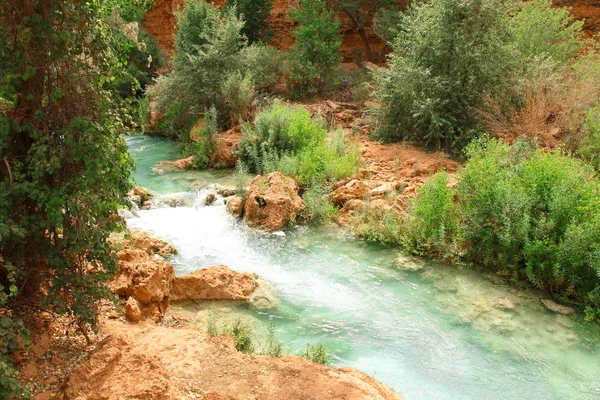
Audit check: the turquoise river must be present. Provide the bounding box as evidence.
[125,134,600,400]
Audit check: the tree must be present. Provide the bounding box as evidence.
[325,0,402,62]
[375,0,516,153]
[149,0,249,133]
[226,0,273,45]
[289,0,343,97]
[0,0,133,395]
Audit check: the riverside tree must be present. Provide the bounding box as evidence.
[226,0,274,44]
[0,0,134,395]
[375,0,516,153]
[289,0,343,97]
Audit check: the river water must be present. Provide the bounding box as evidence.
[125,134,600,400]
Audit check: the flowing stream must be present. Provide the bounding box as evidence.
[125,134,600,400]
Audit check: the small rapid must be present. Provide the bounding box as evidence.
[126,135,600,400]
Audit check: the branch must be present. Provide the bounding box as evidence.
[3,157,13,184]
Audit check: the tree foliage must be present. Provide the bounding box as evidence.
[0,0,134,395]
[148,0,249,133]
[226,0,274,45]
[289,0,343,97]
[375,0,517,153]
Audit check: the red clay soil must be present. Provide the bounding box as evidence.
[64,319,404,400]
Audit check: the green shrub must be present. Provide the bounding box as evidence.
[226,0,273,44]
[148,0,247,133]
[237,100,327,173]
[509,0,585,67]
[265,317,283,356]
[242,44,286,92]
[225,319,255,353]
[352,207,404,247]
[300,343,331,365]
[238,102,359,184]
[221,71,256,124]
[456,137,600,318]
[182,107,218,169]
[301,183,338,224]
[288,0,343,97]
[401,172,458,257]
[375,0,516,153]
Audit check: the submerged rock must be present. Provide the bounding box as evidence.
[173,156,194,170]
[541,299,575,315]
[244,172,305,231]
[171,265,256,302]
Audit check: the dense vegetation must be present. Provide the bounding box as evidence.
[376,0,600,155]
[0,0,143,396]
[237,101,359,185]
[356,137,600,322]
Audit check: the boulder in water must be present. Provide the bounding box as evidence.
[173,156,194,170]
[171,265,256,302]
[227,196,245,218]
[244,172,305,231]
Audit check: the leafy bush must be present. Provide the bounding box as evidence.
[375,0,516,153]
[509,0,585,67]
[401,172,458,257]
[1,1,133,396]
[265,317,283,356]
[479,0,600,149]
[226,0,273,44]
[456,138,600,318]
[221,71,256,124]
[351,207,404,247]
[288,0,343,97]
[182,107,218,169]
[238,102,359,184]
[242,44,286,92]
[148,0,248,133]
[300,343,331,364]
[237,101,327,173]
[225,319,255,353]
[301,184,338,224]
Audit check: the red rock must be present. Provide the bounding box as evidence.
[244,172,305,231]
[171,265,256,302]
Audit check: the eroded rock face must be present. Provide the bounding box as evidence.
[130,231,178,258]
[171,265,256,302]
[64,320,404,400]
[328,179,368,207]
[64,333,189,400]
[108,249,174,322]
[244,172,305,231]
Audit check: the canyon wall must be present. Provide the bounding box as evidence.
[143,0,600,62]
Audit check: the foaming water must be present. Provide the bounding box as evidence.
[126,135,600,400]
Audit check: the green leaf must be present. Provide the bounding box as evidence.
[22,66,37,81]
[51,87,65,102]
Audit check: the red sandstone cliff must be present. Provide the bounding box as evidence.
[143,0,600,62]
[143,0,394,62]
